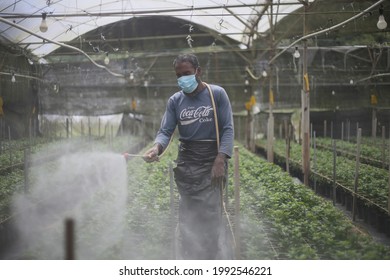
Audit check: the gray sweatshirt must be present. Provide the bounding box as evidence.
[155,84,234,158]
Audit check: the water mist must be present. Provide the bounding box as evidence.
[10,142,128,259]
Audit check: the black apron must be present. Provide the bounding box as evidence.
[173,140,231,259]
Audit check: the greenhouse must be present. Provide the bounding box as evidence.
[1,0,390,262]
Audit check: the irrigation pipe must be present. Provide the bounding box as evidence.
[0,17,126,79]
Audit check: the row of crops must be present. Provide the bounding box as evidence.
[257,137,390,213]
[125,140,390,259]
[1,136,390,259]
[0,135,145,223]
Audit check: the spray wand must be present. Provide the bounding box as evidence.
[122,152,161,162]
[122,153,145,158]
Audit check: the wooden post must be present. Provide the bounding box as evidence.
[330,121,333,139]
[24,148,30,192]
[332,139,336,205]
[8,126,11,165]
[387,132,390,215]
[341,122,344,141]
[88,117,91,140]
[313,131,317,193]
[388,135,390,215]
[65,218,75,260]
[279,123,283,139]
[353,128,362,221]
[66,118,69,138]
[169,162,176,259]
[303,132,310,186]
[98,118,101,137]
[110,125,114,148]
[301,1,310,187]
[267,113,274,163]
[285,124,291,174]
[233,146,241,260]
[382,126,386,168]
[372,108,377,139]
[324,120,327,138]
[81,120,84,136]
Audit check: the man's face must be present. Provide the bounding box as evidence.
[175,61,198,79]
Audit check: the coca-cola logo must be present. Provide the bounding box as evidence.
[179,106,213,125]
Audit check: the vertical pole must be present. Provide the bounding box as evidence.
[110,125,114,148]
[98,118,101,137]
[313,131,317,193]
[233,146,241,260]
[66,118,69,138]
[285,124,291,174]
[24,148,30,192]
[324,120,327,138]
[267,112,274,163]
[330,121,333,139]
[387,135,390,215]
[88,117,91,141]
[382,126,386,168]
[267,0,274,163]
[81,120,84,136]
[332,139,336,205]
[65,218,75,260]
[169,162,176,259]
[341,122,344,141]
[279,123,283,139]
[388,136,390,214]
[302,0,310,186]
[353,128,362,221]
[372,108,377,139]
[8,126,11,165]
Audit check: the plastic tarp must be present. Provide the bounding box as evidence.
[0,0,303,58]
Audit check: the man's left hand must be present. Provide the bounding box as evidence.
[211,153,227,187]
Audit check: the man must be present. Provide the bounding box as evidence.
[143,53,234,259]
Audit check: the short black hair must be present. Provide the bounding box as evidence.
[173,53,200,69]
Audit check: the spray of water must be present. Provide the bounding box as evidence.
[10,141,128,259]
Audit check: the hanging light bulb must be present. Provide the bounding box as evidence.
[377,5,387,30]
[129,71,134,81]
[349,79,354,85]
[262,70,268,78]
[104,52,110,65]
[11,72,16,83]
[293,46,301,59]
[245,78,249,86]
[39,13,48,33]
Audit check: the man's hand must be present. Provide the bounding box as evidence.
[211,153,227,187]
[143,144,162,163]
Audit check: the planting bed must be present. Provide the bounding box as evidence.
[256,137,390,239]
[1,136,390,259]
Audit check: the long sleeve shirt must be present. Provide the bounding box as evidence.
[155,84,234,158]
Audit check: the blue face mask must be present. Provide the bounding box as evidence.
[177,74,198,94]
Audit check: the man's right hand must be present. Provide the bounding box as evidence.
[143,144,161,163]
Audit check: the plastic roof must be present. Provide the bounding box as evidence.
[0,0,304,58]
